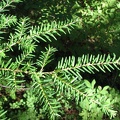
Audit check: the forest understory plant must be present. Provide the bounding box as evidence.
[0,0,120,120]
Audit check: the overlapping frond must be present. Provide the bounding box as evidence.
[36,46,57,73]
[32,74,61,120]
[0,0,13,13]
[0,17,31,55]
[29,19,78,42]
[0,109,6,120]
[0,59,25,89]
[56,54,120,77]
[53,73,86,104]
[0,0,22,13]
[0,15,17,30]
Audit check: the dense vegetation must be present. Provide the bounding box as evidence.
[0,0,120,119]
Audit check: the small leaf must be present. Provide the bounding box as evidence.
[84,80,91,88]
[91,79,96,89]
[10,90,16,100]
[102,86,109,91]
[0,51,5,58]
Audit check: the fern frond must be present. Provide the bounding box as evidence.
[0,15,17,30]
[36,46,57,73]
[14,18,30,37]
[0,17,31,54]
[0,0,13,12]
[29,19,79,42]
[0,109,7,120]
[0,0,22,13]
[32,74,61,120]
[53,73,86,104]
[56,54,120,77]
[0,58,25,89]
[15,52,34,68]
[0,68,25,89]
[7,76,25,89]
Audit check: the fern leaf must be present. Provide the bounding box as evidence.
[0,0,22,13]
[32,74,61,120]
[29,19,79,42]
[0,15,17,30]
[56,54,120,77]
[53,73,86,104]
[0,109,7,120]
[36,46,57,73]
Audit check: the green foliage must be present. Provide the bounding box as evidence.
[0,109,7,120]
[80,80,118,120]
[0,0,120,120]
